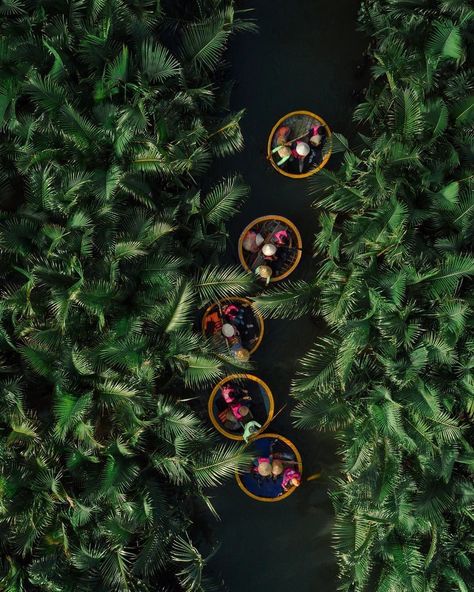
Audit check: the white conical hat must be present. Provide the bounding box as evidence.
[255,233,264,246]
[262,243,277,256]
[310,133,322,146]
[222,323,235,338]
[296,141,310,156]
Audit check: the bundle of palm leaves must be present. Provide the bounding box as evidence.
[0,1,257,590]
[255,1,473,590]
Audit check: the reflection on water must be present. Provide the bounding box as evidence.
[207,1,366,590]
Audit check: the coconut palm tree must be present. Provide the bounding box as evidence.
[254,1,473,590]
[0,1,255,590]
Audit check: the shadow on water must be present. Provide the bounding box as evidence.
[206,2,367,591]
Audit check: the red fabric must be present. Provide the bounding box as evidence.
[276,126,291,143]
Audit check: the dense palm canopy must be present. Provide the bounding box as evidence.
[0,1,256,590]
[255,1,473,590]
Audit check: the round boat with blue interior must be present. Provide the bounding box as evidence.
[201,297,264,361]
[267,110,332,178]
[238,215,302,283]
[236,433,303,502]
[208,374,274,441]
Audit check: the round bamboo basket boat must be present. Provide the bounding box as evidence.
[235,433,303,502]
[208,374,274,441]
[267,110,332,179]
[238,215,302,283]
[201,297,264,356]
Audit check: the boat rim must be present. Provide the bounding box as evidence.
[238,215,303,282]
[201,296,265,355]
[235,432,303,502]
[267,109,332,179]
[208,374,274,441]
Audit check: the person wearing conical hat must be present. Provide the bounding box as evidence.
[255,264,273,285]
[242,419,261,443]
[281,467,301,491]
[309,124,324,147]
[243,230,264,253]
[271,459,284,480]
[276,125,291,146]
[221,323,236,339]
[295,141,310,157]
[307,123,326,169]
[221,383,236,404]
[262,243,277,260]
[293,141,310,173]
[230,343,250,361]
[276,145,291,167]
[254,457,272,478]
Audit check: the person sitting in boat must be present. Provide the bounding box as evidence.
[221,383,252,405]
[271,459,284,481]
[204,310,222,335]
[309,124,324,147]
[230,343,250,361]
[222,324,249,360]
[255,264,273,285]
[242,230,264,253]
[226,302,257,347]
[252,457,273,479]
[223,303,249,336]
[242,419,261,442]
[291,141,310,173]
[281,467,301,491]
[276,145,292,167]
[222,322,238,341]
[292,141,310,161]
[224,404,251,431]
[262,242,278,262]
[276,125,291,146]
[308,125,326,168]
[274,125,293,168]
[223,303,240,320]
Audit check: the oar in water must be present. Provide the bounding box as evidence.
[307,471,322,481]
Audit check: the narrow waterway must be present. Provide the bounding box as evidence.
[208,2,367,591]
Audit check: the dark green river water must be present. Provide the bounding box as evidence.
[206,2,367,590]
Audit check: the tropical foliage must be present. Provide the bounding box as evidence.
[255,1,474,590]
[0,1,255,590]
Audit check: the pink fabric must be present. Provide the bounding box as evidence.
[282,468,301,489]
[230,402,245,420]
[221,385,235,403]
[310,125,323,136]
[223,304,239,320]
[273,230,289,245]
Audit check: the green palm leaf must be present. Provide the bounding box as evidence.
[140,41,181,83]
[201,175,248,225]
[426,20,463,60]
[194,265,256,304]
[180,17,229,72]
